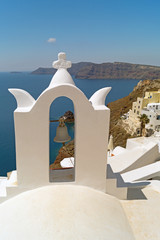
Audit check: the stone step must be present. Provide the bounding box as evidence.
[0,178,7,197]
[0,170,17,198]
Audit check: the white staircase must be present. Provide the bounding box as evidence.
[106,164,150,200]
[0,171,17,198]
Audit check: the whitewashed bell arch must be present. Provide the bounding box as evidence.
[9,52,111,192]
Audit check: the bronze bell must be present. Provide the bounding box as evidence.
[54,117,71,144]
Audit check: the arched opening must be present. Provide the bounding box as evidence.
[49,96,75,182]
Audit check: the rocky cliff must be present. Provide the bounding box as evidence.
[50,140,74,169]
[31,62,92,76]
[32,62,160,80]
[61,111,74,123]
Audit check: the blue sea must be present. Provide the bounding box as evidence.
[0,72,139,176]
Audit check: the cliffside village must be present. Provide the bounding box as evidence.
[121,90,160,137]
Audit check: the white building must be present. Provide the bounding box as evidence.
[141,103,160,131]
[147,103,160,111]
[126,97,143,134]
[128,91,160,134]
[129,97,143,119]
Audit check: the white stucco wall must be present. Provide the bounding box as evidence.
[9,53,111,193]
[129,97,143,119]
[13,84,110,191]
[141,108,160,130]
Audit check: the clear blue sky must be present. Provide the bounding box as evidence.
[1,0,160,71]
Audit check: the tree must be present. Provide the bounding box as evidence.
[138,114,150,136]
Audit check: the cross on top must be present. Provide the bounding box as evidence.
[53,52,72,69]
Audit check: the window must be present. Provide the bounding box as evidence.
[137,129,140,134]
[137,111,139,115]
[157,115,160,120]
[134,110,136,113]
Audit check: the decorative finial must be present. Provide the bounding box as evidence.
[52,52,72,69]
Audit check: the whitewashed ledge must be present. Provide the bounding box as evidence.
[121,180,160,240]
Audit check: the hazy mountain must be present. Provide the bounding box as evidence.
[31,62,93,76]
[31,62,160,80]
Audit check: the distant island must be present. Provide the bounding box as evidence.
[31,62,160,80]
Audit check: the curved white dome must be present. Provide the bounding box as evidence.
[0,185,134,240]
